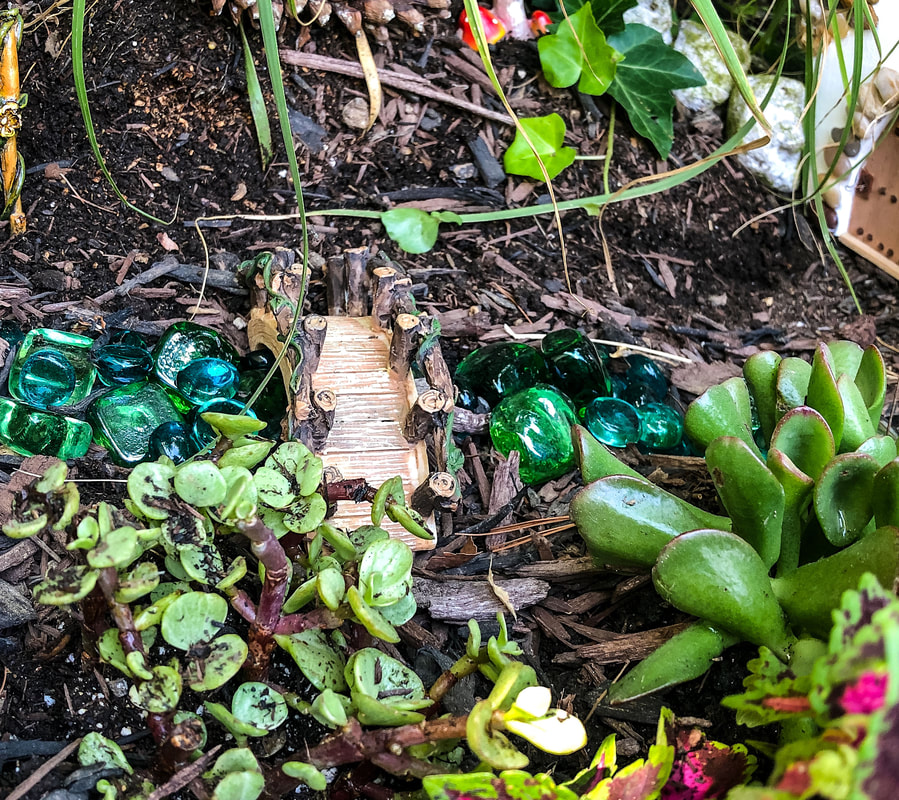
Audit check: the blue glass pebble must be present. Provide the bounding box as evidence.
[93,344,154,385]
[176,357,240,405]
[17,350,76,407]
[624,355,668,402]
[637,402,683,451]
[148,420,198,464]
[582,397,643,448]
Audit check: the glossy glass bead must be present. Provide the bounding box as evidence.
[148,420,198,464]
[236,370,287,439]
[620,380,658,409]
[454,342,549,410]
[241,348,277,372]
[152,321,239,390]
[17,350,76,407]
[87,380,185,467]
[93,344,154,386]
[188,398,256,449]
[8,329,96,408]
[0,320,23,348]
[0,397,92,459]
[624,355,668,402]
[609,373,628,399]
[637,402,683,451]
[582,397,643,448]
[109,330,148,349]
[489,386,577,484]
[176,357,240,405]
[541,328,611,404]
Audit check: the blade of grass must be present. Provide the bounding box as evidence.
[240,20,274,169]
[71,0,174,225]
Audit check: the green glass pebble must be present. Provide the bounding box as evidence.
[582,397,643,448]
[176,357,240,405]
[541,328,611,404]
[152,321,239,390]
[0,320,23,348]
[93,344,154,386]
[17,350,76,407]
[637,402,684,451]
[87,380,185,467]
[624,355,668,401]
[621,380,658,408]
[454,342,549,409]
[109,330,147,349]
[236,370,287,438]
[489,386,577,484]
[9,329,96,408]
[148,420,198,464]
[188,398,257,449]
[0,397,92,459]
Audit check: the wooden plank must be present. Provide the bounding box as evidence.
[312,317,434,550]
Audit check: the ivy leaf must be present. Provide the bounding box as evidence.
[538,4,621,95]
[606,24,705,158]
[382,209,460,254]
[591,0,638,34]
[503,114,577,182]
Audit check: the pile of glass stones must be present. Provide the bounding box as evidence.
[453,329,688,484]
[0,320,285,465]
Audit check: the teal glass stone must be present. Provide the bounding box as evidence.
[188,398,257,449]
[454,342,549,409]
[18,350,76,407]
[541,328,611,404]
[624,356,668,402]
[87,380,185,467]
[236,370,287,439]
[582,397,643,448]
[489,386,577,484]
[0,320,23,348]
[0,397,93,459]
[609,374,628,399]
[176,357,240,405]
[148,421,197,464]
[109,330,147,349]
[621,380,658,409]
[93,344,154,386]
[8,329,96,408]
[240,348,277,372]
[152,321,239,390]
[637,402,683,451]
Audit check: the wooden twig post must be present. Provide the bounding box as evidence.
[326,256,347,316]
[344,247,369,316]
[411,472,460,516]
[403,389,451,445]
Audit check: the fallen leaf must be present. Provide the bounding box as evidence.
[670,360,742,397]
[157,232,179,252]
[230,182,248,202]
[487,559,516,620]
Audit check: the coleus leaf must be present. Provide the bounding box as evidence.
[504,114,577,182]
[606,24,705,158]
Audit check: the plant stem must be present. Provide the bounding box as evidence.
[602,101,615,198]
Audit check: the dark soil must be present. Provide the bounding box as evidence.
[2,0,899,796]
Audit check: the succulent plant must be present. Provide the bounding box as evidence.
[570,341,899,703]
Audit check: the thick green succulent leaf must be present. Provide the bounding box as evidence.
[187,634,248,692]
[346,584,400,643]
[653,529,793,660]
[309,688,350,729]
[466,699,529,771]
[856,345,886,425]
[87,525,140,570]
[217,439,274,470]
[769,407,834,482]
[574,424,643,483]
[283,493,327,534]
[571,475,731,568]
[684,377,759,456]
[378,588,417,626]
[212,771,264,800]
[814,453,879,547]
[743,350,782,445]
[316,567,346,611]
[179,543,227,586]
[706,436,784,568]
[857,436,898,469]
[78,732,134,775]
[835,373,876,453]
[806,345,845,451]
[201,412,266,438]
[776,357,812,417]
[352,689,427,727]
[873,459,899,529]
[770,526,899,639]
[275,628,348,692]
[254,467,294,509]
[826,340,864,380]
[424,771,578,800]
[609,621,739,704]
[160,591,229,651]
[345,647,427,707]
[266,442,323,496]
[282,762,328,792]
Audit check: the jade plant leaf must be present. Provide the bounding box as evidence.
[211,771,264,800]
[78,732,134,775]
[653,529,793,660]
[204,747,261,782]
[466,698,530,771]
[806,345,845,451]
[503,114,577,182]
[570,475,732,568]
[684,377,759,457]
[201,412,266,438]
[770,526,899,639]
[87,525,140,570]
[187,634,248,692]
[217,439,274,470]
[835,373,876,453]
[160,591,229,651]
[316,567,346,611]
[358,538,413,607]
[826,340,864,379]
[179,543,227,586]
[275,628,348,693]
[174,462,227,507]
[254,467,294,509]
[127,461,174,520]
[609,622,739,704]
[378,588,417,626]
[856,345,886,423]
[776,357,812,417]
[813,453,879,547]
[743,350,782,444]
[857,436,898,469]
[381,209,440,254]
[706,436,784,569]
[573,424,643,483]
[769,407,834,483]
[281,762,328,792]
[310,688,350,728]
[873,459,899,528]
[283,494,327,534]
[266,441,323,497]
[217,466,257,520]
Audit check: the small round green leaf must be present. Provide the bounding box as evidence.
[87,526,140,570]
[115,561,161,604]
[188,634,249,692]
[359,538,413,607]
[282,761,328,791]
[160,591,228,651]
[129,664,182,713]
[127,462,174,520]
[231,682,288,731]
[275,628,347,692]
[174,462,227,507]
[202,412,265,438]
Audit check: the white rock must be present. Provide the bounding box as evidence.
[672,19,751,112]
[622,0,673,44]
[727,74,805,193]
